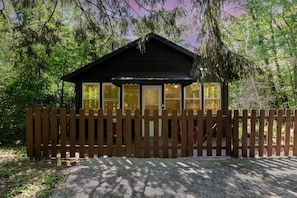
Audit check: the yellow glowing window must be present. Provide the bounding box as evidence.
[103,83,120,113]
[164,84,181,114]
[82,83,99,110]
[204,83,221,114]
[184,83,201,113]
[123,84,139,113]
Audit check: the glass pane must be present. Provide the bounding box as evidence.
[144,87,160,115]
[104,84,119,99]
[205,83,220,99]
[185,99,200,113]
[205,99,220,113]
[104,101,119,113]
[185,83,200,98]
[165,100,181,114]
[83,84,99,99]
[123,84,139,112]
[165,84,181,98]
[83,99,99,109]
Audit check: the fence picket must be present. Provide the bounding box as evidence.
[225,110,232,156]
[107,109,113,157]
[242,110,248,157]
[144,110,150,158]
[134,109,141,158]
[172,110,178,158]
[79,109,85,158]
[258,110,265,157]
[69,109,76,157]
[276,109,283,156]
[285,109,291,156]
[97,109,104,157]
[42,108,49,158]
[162,110,169,158]
[216,110,222,156]
[154,110,159,157]
[197,110,203,156]
[187,110,194,157]
[294,110,297,156]
[250,110,256,157]
[181,110,187,157]
[50,108,58,158]
[34,108,42,159]
[26,108,34,158]
[116,109,122,157]
[88,109,95,157]
[233,110,239,158]
[126,109,132,157]
[267,110,274,157]
[206,110,212,156]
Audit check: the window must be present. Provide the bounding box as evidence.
[123,84,139,113]
[164,84,181,113]
[184,83,201,113]
[204,83,221,113]
[103,83,120,113]
[82,83,100,110]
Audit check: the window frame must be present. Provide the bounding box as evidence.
[184,83,201,114]
[164,83,181,114]
[82,82,100,110]
[203,83,221,114]
[102,82,120,113]
[122,84,140,114]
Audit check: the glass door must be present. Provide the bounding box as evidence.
[142,85,162,136]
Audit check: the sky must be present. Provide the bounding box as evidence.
[127,0,245,51]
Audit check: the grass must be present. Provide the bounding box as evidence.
[0,145,73,198]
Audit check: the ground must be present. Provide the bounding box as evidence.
[52,156,297,197]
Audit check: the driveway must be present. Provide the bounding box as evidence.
[52,156,297,197]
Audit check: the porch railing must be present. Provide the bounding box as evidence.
[26,108,297,159]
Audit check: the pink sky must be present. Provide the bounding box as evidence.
[127,0,245,50]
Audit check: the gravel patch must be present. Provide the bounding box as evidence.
[52,156,297,198]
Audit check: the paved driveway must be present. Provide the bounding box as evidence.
[52,157,297,197]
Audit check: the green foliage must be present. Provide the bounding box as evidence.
[0,145,70,197]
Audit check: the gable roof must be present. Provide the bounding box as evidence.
[62,33,195,82]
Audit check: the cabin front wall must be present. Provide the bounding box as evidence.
[75,82,227,114]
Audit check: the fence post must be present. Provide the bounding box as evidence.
[60,108,67,158]
[232,110,239,157]
[26,108,34,158]
[267,109,274,157]
[107,109,113,157]
[285,109,291,156]
[258,110,265,157]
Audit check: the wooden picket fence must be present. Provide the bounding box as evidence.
[26,108,297,159]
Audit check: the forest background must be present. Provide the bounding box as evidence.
[0,0,296,143]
